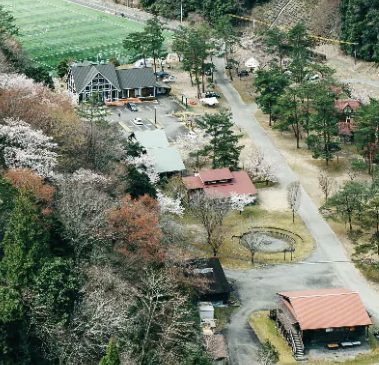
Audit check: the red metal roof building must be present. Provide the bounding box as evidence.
[274,288,372,355]
[334,99,361,138]
[182,168,257,198]
[278,288,372,331]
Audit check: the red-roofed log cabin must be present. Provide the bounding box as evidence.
[335,100,361,142]
[272,288,372,359]
[182,168,257,200]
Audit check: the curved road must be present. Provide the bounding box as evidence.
[213,58,379,364]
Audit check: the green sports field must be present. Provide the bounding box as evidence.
[0,0,160,69]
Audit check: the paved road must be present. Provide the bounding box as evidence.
[213,58,379,364]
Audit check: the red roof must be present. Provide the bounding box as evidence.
[338,121,355,136]
[335,100,361,113]
[182,175,204,190]
[278,288,372,331]
[198,168,233,183]
[182,169,257,198]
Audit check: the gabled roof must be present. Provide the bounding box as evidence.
[71,63,121,93]
[134,130,169,148]
[70,63,157,94]
[189,257,231,296]
[278,288,372,330]
[117,68,156,89]
[146,147,185,173]
[335,99,361,113]
[199,168,233,183]
[183,170,257,198]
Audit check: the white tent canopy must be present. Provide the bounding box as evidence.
[200,97,219,106]
[245,57,260,69]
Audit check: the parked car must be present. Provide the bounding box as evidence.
[132,117,143,126]
[225,63,234,70]
[162,75,176,83]
[205,91,221,98]
[126,102,138,112]
[155,71,170,79]
[238,70,249,77]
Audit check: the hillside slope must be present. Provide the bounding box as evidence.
[249,0,341,36]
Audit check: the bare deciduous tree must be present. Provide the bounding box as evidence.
[132,268,195,365]
[240,231,272,264]
[189,192,230,256]
[318,169,334,203]
[287,181,301,223]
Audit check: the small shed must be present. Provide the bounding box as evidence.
[189,258,232,303]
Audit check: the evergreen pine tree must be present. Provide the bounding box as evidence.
[99,338,120,365]
[1,192,48,288]
[197,111,242,170]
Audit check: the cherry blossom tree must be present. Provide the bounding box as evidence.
[127,154,159,185]
[0,118,58,177]
[174,132,210,169]
[156,191,184,216]
[0,73,39,94]
[230,193,256,214]
[244,148,277,185]
[55,169,112,260]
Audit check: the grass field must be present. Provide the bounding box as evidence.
[1,0,168,69]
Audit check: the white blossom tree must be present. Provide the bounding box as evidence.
[127,153,159,185]
[174,132,210,169]
[245,148,277,185]
[0,73,40,95]
[230,193,256,214]
[55,170,112,260]
[0,118,58,177]
[156,191,184,216]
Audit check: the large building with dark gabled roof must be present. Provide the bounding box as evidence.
[67,61,158,102]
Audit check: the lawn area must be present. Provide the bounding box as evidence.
[181,204,314,269]
[249,311,379,365]
[219,205,314,268]
[249,311,297,365]
[1,0,170,69]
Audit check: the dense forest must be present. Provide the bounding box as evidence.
[0,6,212,365]
[339,0,379,62]
[136,0,268,22]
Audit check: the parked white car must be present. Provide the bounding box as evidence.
[132,117,143,126]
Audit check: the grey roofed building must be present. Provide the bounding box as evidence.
[67,61,161,103]
[134,130,169,149]
[133,129,185,174]
[146,147,185,174]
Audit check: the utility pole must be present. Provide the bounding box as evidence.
[180,0,183,24]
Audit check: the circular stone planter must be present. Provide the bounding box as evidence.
[239,227,302,254]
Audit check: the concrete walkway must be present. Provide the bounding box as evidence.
[213,58,379,364]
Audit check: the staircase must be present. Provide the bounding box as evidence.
[276,310,307,361]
